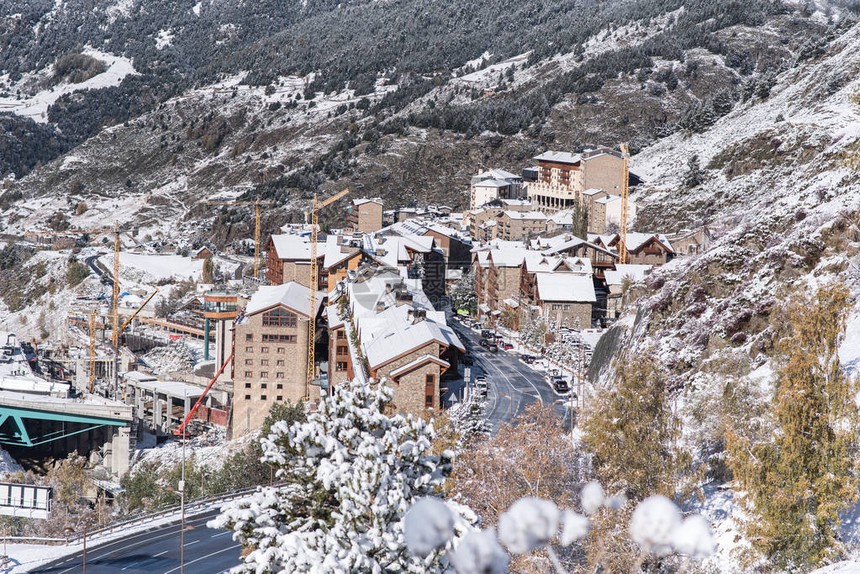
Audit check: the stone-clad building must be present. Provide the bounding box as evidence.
[231,282,323,436]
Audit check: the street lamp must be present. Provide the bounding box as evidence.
[63,526,86,574]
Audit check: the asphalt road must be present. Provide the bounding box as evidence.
[452,322,572,432]
[31,509,241,574]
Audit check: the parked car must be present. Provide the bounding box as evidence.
[486,342,498,353]
[553,377,570,394]
[481,329,492,339]
[519,354,537,364]
[479,338,489,348]
[501,342,514,350]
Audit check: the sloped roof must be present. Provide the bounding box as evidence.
[364,320,464,370]
[503,210,547,221]
[322,235,361,269]
[388,354,451,379]
[353,197,383,206]
[244,282,324,318]
[604,264,652,286]
[613,232,674,253]
[269,234,323,261]
[523,252,562,273]
[535,273,596,303]
[534,151,581,164]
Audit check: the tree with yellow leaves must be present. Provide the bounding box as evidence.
[726,282,860,571]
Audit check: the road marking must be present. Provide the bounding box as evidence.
[213,531,231,537]
[155,550,168,557]
[159,544,241,574]
[186,539,200,546]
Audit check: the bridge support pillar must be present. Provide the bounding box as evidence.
[110,426,130,477]
[204,318,211,361]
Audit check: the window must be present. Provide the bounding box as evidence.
[336,346,348,356]
[277,396,283,401]
[245,346,253,353]
[425,374,435,408]
[244,383,251,389]
[244,371,253,378]
[263,334,297,343]
[336,362,348,372]
[276,383,283,389]
[263,307,297,327]
[337,331,346,340]
[245,334,253,341]
[245,394,251,400]
[276,360,285,366]
[261,395,267,401]
[260,371,269,378]
[277,347,285,354]
[276,372,285,379]
[260,359,269,366]
[244,359,253,365]
[563,304,570,310]
[261,347,269,354]
[261,383,267,389]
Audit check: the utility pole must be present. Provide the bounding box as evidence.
[180,389,187,574]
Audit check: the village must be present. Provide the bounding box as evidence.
[0,143,714,485]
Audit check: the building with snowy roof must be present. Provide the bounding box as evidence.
[535,273,596,329]
[470,168,524,209]
[231,281,325,436]
[527,146,625,219]
[348,198,384,233]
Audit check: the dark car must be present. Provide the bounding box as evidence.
[479,338,490,348]
[553,377,570,394]
[481,329,492,339]
[486,343,498,353]
[520,354,537,364]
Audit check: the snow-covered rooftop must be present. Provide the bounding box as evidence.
[534,151,581,164]
[535,273,596,303]
[244,282,324,318]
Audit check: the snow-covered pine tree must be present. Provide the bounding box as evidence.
[726,283,860,571]
[211,378,455,573]
[451,270,478,315]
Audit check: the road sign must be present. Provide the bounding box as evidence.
[0,483,52,519]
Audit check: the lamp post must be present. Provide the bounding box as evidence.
[63,526,86,574]
[181,390,187,574]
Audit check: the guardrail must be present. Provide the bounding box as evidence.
[63,485,270,545]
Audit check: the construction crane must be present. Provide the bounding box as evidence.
[618,143,631,265]
[207,195,274,279]
[119,288,159,333]
[174,352,234,436]
[303,188,350,399]
[89,311,97,393]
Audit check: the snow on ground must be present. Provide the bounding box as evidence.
[812,561,860,574]
[839,309,860,376]
[0,47,137,123]
[141,340,196,374]
[0,446,24,478]
[100,253,203,285]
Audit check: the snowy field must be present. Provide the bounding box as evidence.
[0,48,137,123]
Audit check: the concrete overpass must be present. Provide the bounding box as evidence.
[0,391,134,475]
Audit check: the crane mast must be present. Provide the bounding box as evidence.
[618,143,630,265]
[303,188,350,400]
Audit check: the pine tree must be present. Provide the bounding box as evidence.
[211,379,456,573]
[726,283,860,571]
[683,154,705,189]
[451,269,478,315]
[583,355,687,502]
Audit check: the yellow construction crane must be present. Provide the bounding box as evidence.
[119,288,159,332]
[89,311,97,393]
[207,195,275,279]
[618,143,630,265]
[303,188,350,398]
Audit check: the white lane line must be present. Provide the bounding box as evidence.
[213,531,231,538]
[186,539,201,546]
[155,550,168,557]
[159,544,241,574]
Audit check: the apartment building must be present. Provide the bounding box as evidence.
[470,169,524,209]
[527,147,624,220]
[231,282,324,436]
[348,198,384,233]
